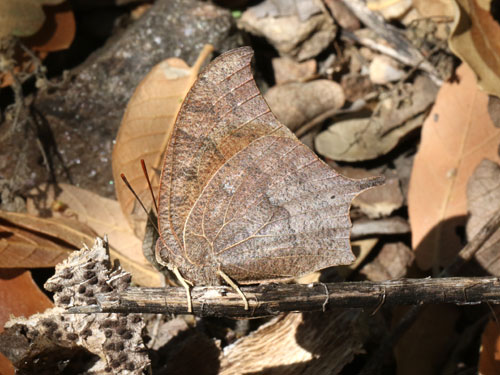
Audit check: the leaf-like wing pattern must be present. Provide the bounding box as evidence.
[158,47,287,264]
[156,47,383,285]
[184,135,378,283]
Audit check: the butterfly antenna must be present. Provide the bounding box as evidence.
[141,159,158,216]
[120,173,159,234]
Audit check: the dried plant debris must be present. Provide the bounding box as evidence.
[315,74,438,161]
[272,57,317,85]
[361,242,414,281]
[238,0,336,60]
[265,79,345,132]
[0,238,150,374]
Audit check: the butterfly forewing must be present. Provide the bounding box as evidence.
[157,47,283,264]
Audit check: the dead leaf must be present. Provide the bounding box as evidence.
[341,167,404,218]
[245,0,322,21]
[413,0,455,18]
[360,242,414,281]
[488,96,500,127]
[369,55,405,84]
[323,0,360,31]
[265,80,345,132]
[479,311,500,375]
[366,0,412,19]
[316,75,437,161]
[26,184,161,286]
[112,44,213,237]
[0,210,92,268]
[449,0,500,98]
[0,269,53,375]
[238,2,337,61]
[272,57,317,85]
[466,159,500,275]
[0,220,76,268]
[408,64,500,271]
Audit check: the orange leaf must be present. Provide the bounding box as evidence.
[22,1,75,52]
[449,0,500,98]
[408,64,500,271]
[26,184,162,286]
[112,44,213,237]
[0,210,91,268]
[0,269,53,375]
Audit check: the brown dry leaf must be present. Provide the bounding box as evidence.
[323,0,360,31]
[0,269,53,375]
[0,220,75,268]
[366,0,412,19]
[238,1,336,61]
[466,159,500,275]
[0,210,92,268]
[272,57,317,85]
[26,184,161,286]
[315,75,438,161]
[112,44,213,237]
[449,0,500,98]
[264,80,345,132]
[413,0,455,18]
[360,242,414,281]
[479,311,500,375]
[408,64,500,271]
[341,167,404,218]
[220,310,364,375]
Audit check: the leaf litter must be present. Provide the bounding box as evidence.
[0,0,500,373]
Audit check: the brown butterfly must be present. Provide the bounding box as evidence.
[155,46,383,312]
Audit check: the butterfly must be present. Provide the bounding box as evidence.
[154,46,383,312]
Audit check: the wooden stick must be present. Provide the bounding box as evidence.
[67,276,500,317]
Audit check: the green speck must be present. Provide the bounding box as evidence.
[231,10,242,19]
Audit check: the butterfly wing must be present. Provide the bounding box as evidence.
[157,47,287,273]
[157,46,382,284]
[184,135,382,282]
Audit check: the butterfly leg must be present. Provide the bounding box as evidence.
[217,270,249,310]
[173,267,194,313]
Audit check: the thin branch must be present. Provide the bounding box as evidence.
[68,277,500,318]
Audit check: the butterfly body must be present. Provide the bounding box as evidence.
[155,47,383,291]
